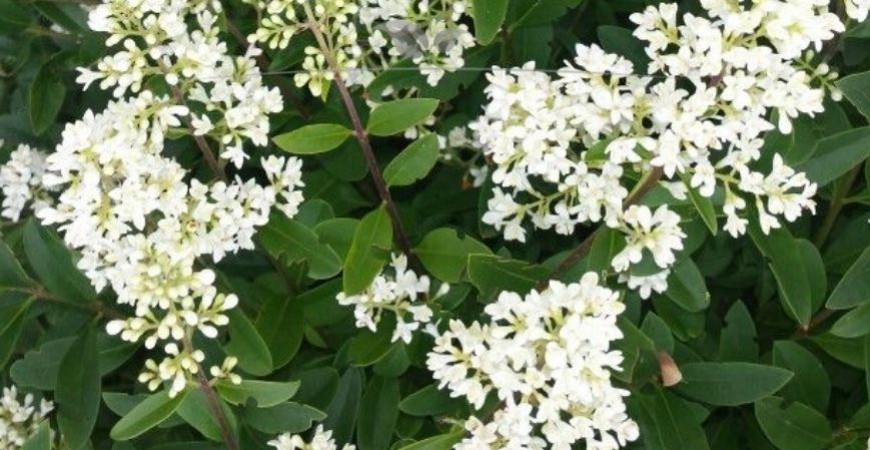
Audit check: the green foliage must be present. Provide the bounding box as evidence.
[273,124,353,155]
[1,0,869,449]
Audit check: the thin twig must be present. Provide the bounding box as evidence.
[813,165,861,247]
[13,287,124,320]
[540,167,664,288]
[302,1,416,260]
[184,337,239,450]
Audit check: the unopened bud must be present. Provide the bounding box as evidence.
[658,351,682,387]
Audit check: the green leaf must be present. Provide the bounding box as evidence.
[665,259,709,312]
[831,302,870,338]
[415,228,492,283]
[28,61,66,135]
[224,309,273,376]
[811,333,865,368]
[836,70,870,120]
[719,301,757,362]
[243,401,325,434]
[395,432,463,450]
[467,254,548,299]
[11,335,135,390]
[471,0,508,44]
[675,362,793,406]
[0,293,32,369]
[323,368,364,445]
[255,291,304,370]
[349,314,396,367]
[315,218,359,261]
[217,380,299,408]
[827,246,870,309]
[258,213,343,280]
[383,134,440,187]
[754,397,832,450]
[367,99,439,137]
[23,219,96,303]
[772,341,830,413]
[357,376,400,450]
[613,316,658,384]
[399,385,465,417]
[273,124,352,155]
[57,326,100,450]
[110,390,188,440]
[33,3,87,32]
[0,240,35,291]
[796,239,827,313]
[21,421,51,450]
[177,389,237,442]
[748,223,812,326]
[799,127,870,187]
[683,180,718,236]
[631,388,710,450]
[343,206,393,295]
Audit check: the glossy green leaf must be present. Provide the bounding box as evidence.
[754,397,832,450]
[323,368,364,445]
[471,0,508,44]
[224,309,273,376]
[244,401,325,434]
[399,385,465,417]
[255,292,304,370]
[836,70,870,120]
[799,127,870,187]
[827,246,870,309]
[110,390,188,440]
[772,341,830,413]
[57,326,100,449]
[831,302,870,338]
[177,389,237,442]
[21,421,51,450]
[343,206,393,295]
[719,301,757,362]
[28,62,66,135]
[676,362,793,406]
[631,388,710,450]
[395,432,463,450]
[273,123,352,155]
[383,134,440,187]
[415,228,492,283]
[367,99,439,137]
[467,254,548,300]
[357,376,400,450]
[258,213,343,280]
[0,240,34,291]
[23,220,96,303]
[665,259,709,312]
[0,293,32,370]
[217,380,299,408]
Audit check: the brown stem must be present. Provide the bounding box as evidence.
[813,165,860,248]
[167,85,228,182]
[302,2,416,261]
[184,337,239,450]
[540,167,664,288]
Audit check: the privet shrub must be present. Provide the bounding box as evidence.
[0,0,869,449]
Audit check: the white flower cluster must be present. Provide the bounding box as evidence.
[337,254,444,344]
[269,426,355,450]
[251,0,475,95]
[25,0,304,397]
[0,143,52,222]
[427,274,639,450]
[0,386,53,449]
[78,0,283,169]
[846,0,870,22]
[472,0,853,296]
